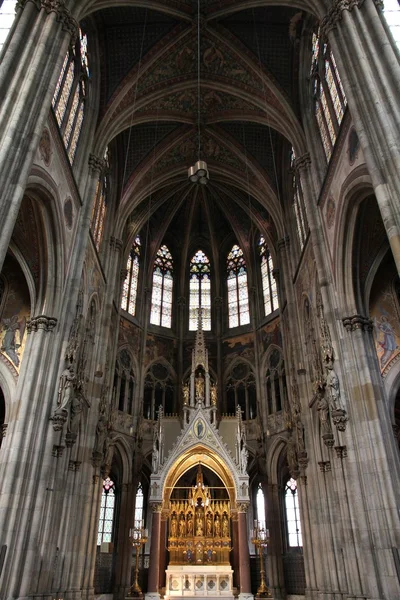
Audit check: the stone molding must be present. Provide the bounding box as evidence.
[27,315,57,333]
[321,0,383,36]
[52,444,64,458]
[294,153,311,172]
[68,460,81,471]
[318,460,331,472]
[1,423,8,439]
[342,314,373,332]
[335,445,347,459]
[16,0,78,39]
[277,235,290,251]
[88,154,106,175]
[110,236,123,251]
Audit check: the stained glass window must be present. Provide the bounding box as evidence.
[290,149,308,250]
[189,250,211,331]
[256,483,266,524]
[91,147,109,251]
[52,28,89,165]
[121,236,141,315]
[0,0,16,55]
[259,236,278,316]
[285,478,302,547]
[227,245,250,328]
[384,0,400,48]
[135,484,144,524]
[97,477,116,545]
[150,245,173,328]
[311,29,346,162]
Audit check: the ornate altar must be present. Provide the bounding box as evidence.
[168,465,231,565]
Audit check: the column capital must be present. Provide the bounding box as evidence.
[177,296,186,307]
[26,315,57,333]
[236,502,249,514]
[110,236,123,251]
[342,314,373,333]
[320,0,382,36]
[277,235,290,251]
[88,154,106,175]
[294,152,311,172]
[16,0,79,40]
[151,503,163,513]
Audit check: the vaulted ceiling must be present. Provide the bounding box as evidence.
[84,1,314,256]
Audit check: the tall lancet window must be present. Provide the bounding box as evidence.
[52,28,89,164]
[290,149,308,250]
[227,245,250,328]
[285,478,302,547]
[135,484,144,524]
[150,245,173,328]
[310,29,346,162]
[97,477,116,545]
[256,483,266,524]
[189,250,211,331]
[121,236,141,315]
[259,237,278,317]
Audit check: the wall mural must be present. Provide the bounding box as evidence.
[369,254,400,376]
[0,255,31,375]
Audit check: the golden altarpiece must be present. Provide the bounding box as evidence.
[146,317,251,600]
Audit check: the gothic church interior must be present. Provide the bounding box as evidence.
[1,1,400,600]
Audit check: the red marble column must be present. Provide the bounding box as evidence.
[158,516,167,590]
[147,505,162,594]
[237,506,251,594]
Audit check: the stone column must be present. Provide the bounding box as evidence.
[0,0,78,271]
[114,483,136,600]
[231,511,240,591]
[266,484,285,600]
[237,504,252,599]
[158,512,168,591]
[146,504,162,600]
[322,0,400,274]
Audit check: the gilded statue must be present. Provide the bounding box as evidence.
[210,383,217,405]
[179,517,186,537]
[196,512,203,536]
[171,516,177,537]
[187,515,194,536]
[195,375,204,400]
[222,515,229,537]
[182,383,189,405]
[206,514,212,536]
[214,515,221,536]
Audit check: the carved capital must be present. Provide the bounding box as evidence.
[342,314,373,333]
[294,153,311,173]
[214,296,223,308]
[318,460,331,472]
[151,503,163,514]
[334,445,347,459]
[120,268,128,282]
[320,0,382,36]
[27,315,57,333]
[277,236,290,251]
[16,1,78,40]
[52,444,64,458]
[1,423,8,439]
[177,296,186,307]
[88,154,106,175]
[68,459,81,471]
[236,502,249,514]
[322,432,335,448]
[65,431,78,448]
[109,236,123,251]
[332,408,348,431]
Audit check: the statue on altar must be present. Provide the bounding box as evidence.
[206,513,213,536]
[195,373,205,401]
[196,511,204,536]
[214,515,221,537]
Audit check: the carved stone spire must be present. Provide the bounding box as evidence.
[192,308,208,372]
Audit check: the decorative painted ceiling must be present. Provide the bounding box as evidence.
[86,1,310,252]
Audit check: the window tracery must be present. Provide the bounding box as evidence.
[227,245,250,328]
[0,1,16,54]
[226,362,256,421]
[113,349,135,415]
[135,484,144,524]
[265,349,287,415]
[143,362,174,420]
[97,477,116,545]
[259,236,279,316]
[311,30,347,162]
[52,28,89,164]
[189,250,211,331]
[150,245,173,328]
[284,478,302,548]
[90,147,109,252]
[121,236,141,316]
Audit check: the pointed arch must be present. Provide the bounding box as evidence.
[189,249,211,331]
[227,244,250,328]
[150,244,174,328]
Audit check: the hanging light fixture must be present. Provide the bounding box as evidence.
[188,0,209,185]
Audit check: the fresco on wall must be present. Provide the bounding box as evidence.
[145,333,176,366]
[0,255,31,375]
[222,332,254,366]
[261,317,282,352]
[118,317,140,354]
[369,254,400,376]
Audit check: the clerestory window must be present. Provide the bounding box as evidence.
[227,245,250,328]
[189,250,211,331]
[150,245,173,328]
[259,236,279,316]
[121,236,141,316]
